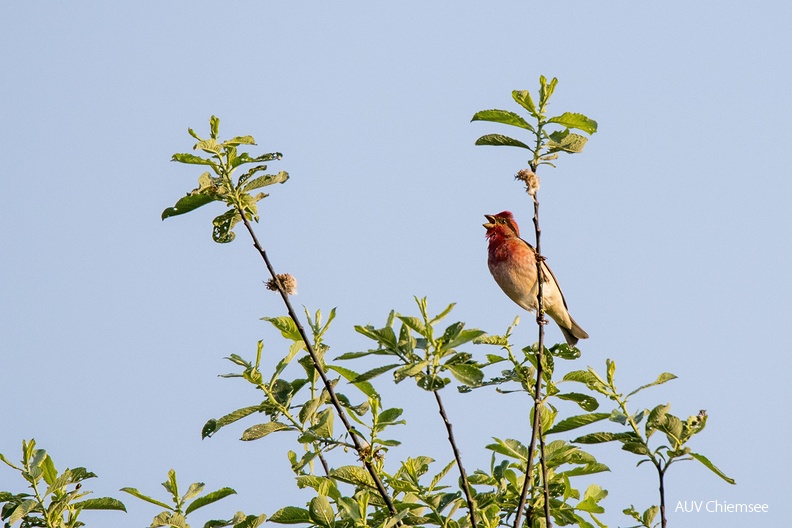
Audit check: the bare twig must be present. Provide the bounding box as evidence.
[433,390,478,528]
[513,190,553,528]
[238,211,397,516]
[657,463,667,528]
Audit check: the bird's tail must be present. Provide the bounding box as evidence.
[559,316,589,347]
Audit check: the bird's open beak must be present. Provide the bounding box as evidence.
[483,214,496,229]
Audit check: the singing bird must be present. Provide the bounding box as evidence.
[484,211,588,346]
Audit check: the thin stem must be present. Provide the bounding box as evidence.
[29,476,55,528]
[514,192,552,528]
[611,389,665,528]
[238,211,397,516]
[657,463,667,528]
[433,390,478,528]
[318,451,331,477]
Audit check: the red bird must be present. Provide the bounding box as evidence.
[484,211,588,346]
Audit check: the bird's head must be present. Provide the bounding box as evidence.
[483,211,520,239]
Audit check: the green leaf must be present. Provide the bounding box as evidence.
[351,363,400,383]
[205,405,263,437]
[547,113,598,134]
[606,359,616,387]
[512,90,538,116]
[162,192,217,220]
[74,497,127,511]
[40,454,57,486]
[471,109,535,132]
[196,138,222,154]
[621,441,651,455]
[474,133,532,150]
[546,413,610,435]
[242,171,289,193]
[329,466,376,489]
[270,506,311,524]
[643,505,659,526]
[7,499,37,525]
[397,316,426,336]
[556,392,599,411]
[573,432,637,444]
[185,488,237,515]
[209,116,220,139]
[444,329,486,350]
[163,469,179,498]
[203,419,218,439]
[485,438,528,462]
[563,370,609,394]
[627,372,678,398]
[311,409,335,438]
[120,487,173,510]
[182,482,205,502]
[576,498,605,514]
[240,422,291,441]
[429,302,456,324]
[224,135,256,146]
[309,496,335,528]
[378,408,404,425]
[354,325,398,350]
[172,153,218,167]
[231,152,282,169]
[539,76,558,105]
[326,365,379,398]
[262,316,302,342]
[547,130,589,153]
[445,364,484,386]
[212,209,241,244]
[562,463,610,477]
[690,452,736,484]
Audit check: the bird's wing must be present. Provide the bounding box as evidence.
[539,259,570,310]
[519,236,570,311]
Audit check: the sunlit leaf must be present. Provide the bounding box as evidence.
[184,487,236,515]
[445,364,484,386]
[474,133,532,150]
[270,507,311,524]
[512,90,538,117]
[74,497,127,511]
[557,392,599,411]
[240,422,291,441]
[690,452,736,484]
[162,193,218,220]
[242,171,289,193]
[627,372,678,399]
[546,413,610,435]
[471,109,535,132]
[547,112,598,134]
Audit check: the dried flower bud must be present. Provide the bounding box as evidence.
[266,273,298,295]
[515,168,540,196]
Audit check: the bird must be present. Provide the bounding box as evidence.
[484,210,588,346]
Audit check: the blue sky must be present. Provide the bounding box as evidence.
[2,2,790,527]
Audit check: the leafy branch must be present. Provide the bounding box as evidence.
[121,469,263,528]
[472,76,597,528]
[163,117,397,516]
[562,359,735,528]
[346,298,485,528]
[0,439,126,528]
